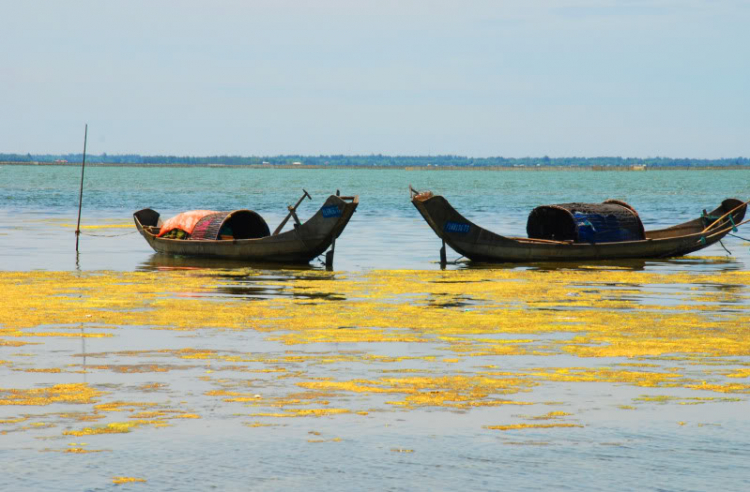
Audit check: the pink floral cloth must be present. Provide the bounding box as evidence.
[157,210,218,237]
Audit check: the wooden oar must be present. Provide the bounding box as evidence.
[701,199,750,233]
[273,189,311,235]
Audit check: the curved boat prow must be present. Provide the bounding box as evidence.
[134,209,161,228]
[411,187,514,262]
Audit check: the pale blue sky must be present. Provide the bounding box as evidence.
[2,0,748,158]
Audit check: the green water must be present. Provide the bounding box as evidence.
[1,165,749,270]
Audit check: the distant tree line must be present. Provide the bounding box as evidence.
[1,153,748,168]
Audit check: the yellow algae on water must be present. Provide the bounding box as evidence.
[1,266,750,441]
[0,384,102,406]
[0,338,30,347]
[522,367,682,388]
[270,327,428,346]
[299,380,416,395]
[527,411,572,420]
[57,412,106,422]
[94,401,158,412]
[3,269,750,353]
[249,408,350,418]
[88,364,177,374]
[64,420,166,436]
[129,411,168,419]
[64,422,138,436]
[289,408,350,417]
[64,448,106,454]
[7,331,112,339]
[113,476,146,484]
[485,423,584,431]
[61,223,132,229]
[308,437,342,443]
[685,382,750,394]
[139,383,166,392]
[634,395,741,404]
[300,376,536,409]
[244,421,276,428]
[726,369,750,379]
[617,363,661,368]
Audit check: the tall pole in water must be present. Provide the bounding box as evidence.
[75,124,88,252]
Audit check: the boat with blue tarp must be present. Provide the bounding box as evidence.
[410,186,747,264]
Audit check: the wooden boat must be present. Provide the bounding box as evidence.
[410,186,747,263]
[134,192,358,267]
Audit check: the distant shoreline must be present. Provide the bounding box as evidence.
[2,161,749,171]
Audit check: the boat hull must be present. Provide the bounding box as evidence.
[134,195,358,264]
[412,194,745,263]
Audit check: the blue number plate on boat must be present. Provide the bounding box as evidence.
[321,205,342,218]
[444,221,470,234]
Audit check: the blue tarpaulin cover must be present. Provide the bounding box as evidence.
[527,200,645,243]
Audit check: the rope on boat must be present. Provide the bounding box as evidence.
[718,240,732,256]
[77,230,138,238]
[701,199,750,233]
[702,217,750,241]
[697,216,750,254]
[433,254,466,266]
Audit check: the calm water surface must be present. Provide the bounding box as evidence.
[1,165,749,491]
[2,165,749,271]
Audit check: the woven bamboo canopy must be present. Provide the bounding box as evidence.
[527,200,645,243]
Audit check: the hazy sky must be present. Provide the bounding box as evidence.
[2,0,748,158]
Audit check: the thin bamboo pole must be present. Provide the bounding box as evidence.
[75,124,88,252]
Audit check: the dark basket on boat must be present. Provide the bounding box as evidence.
[191,210,270,240]
[527,200,645,243]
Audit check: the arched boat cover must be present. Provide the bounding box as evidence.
[157,210,218,237]
[527,200,645,243]
[158,209,270,240]
[191,210,270,240]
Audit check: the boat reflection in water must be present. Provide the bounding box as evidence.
[138,253,345,302]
